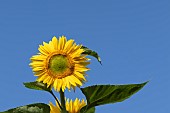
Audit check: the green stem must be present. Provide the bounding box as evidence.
[49,91,62,110]
[60,89,67,113]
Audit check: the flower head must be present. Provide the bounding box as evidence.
[49,98,86,113]
[30,36,90,91]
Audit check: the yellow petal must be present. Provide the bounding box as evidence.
[52,36,58,50]
[67,76,77,86]
[33,67,44,71]
[37,74,47,82]
[34,70,46,76]
[65,77,71,90]
[66,43,76,54]
[49,102,60,113]
[61,36,67,49]
[70,48,84,57]
[61,78,67,92]
[38,45,49,55]
[53,79,62,92]
[53,79,58,91]
[43,76,51,84]
[58,36,66,50]
[74,66,90,72]
[30,55,46,61]
[74,72,86,81]
[43,42,54,53]
[70,100,73,112]
[64,39,74,51]
[74,98,79,112]
[29,61,44,68]
[47,78,54,87]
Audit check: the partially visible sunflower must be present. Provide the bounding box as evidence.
[49,98,86,113]
[29,36,90,91]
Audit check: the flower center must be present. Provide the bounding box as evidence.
[48,54,74,79]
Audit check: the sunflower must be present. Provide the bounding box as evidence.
[29,36,90,91]
[49,98,86,113]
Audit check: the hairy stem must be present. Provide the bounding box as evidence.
[60,89,68,113]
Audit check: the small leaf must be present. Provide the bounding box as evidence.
[0,103,50,113]
[23,81,51,92]
[81,46,102,64]
[81,81,148,109]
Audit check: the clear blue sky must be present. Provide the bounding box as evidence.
[0,0,170,113]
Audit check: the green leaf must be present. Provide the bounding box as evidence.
[0,103,50,113]
[81,81,148,109]
[85,107,95,113]
[80,107,95,113]
[81,46,102,64]
[23,81,51,92]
